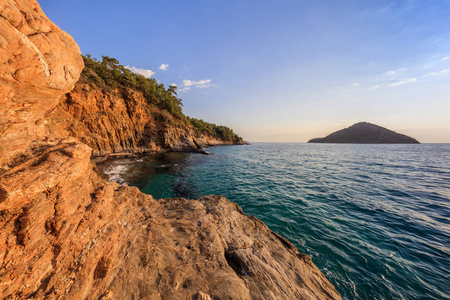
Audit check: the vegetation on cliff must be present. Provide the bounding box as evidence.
[187,116,243,143]
[80,55,243,144]
[82,54,184,118]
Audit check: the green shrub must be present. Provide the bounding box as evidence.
[186,117,243,143]
[81,54,184,117]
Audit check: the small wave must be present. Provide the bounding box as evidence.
[103,164,129,185]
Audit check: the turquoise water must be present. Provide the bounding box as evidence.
[102,143,450,299]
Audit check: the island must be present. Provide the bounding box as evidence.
[308,122,420,144]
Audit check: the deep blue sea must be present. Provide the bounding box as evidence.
[101,143,450,299]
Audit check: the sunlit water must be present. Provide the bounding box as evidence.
[99,143,450,299]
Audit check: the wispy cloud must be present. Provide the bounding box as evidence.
[170,83,177,88]
[125,65,155,78]
[371,59,448,88]
[382,68,406,77]
[183,79,212,87]
[388,78,416,87]
[159,64,169,71]
[179,87,191,92]
[352,82,359,87]
[178,79,220,93]
[424,69,449,77]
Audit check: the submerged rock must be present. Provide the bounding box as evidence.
[308,122,420,144]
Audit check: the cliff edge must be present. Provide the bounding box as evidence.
[46,55,245,157]
[0,1,341,299]
[308,122,420,144]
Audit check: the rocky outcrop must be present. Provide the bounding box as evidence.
[308,122,420,144]
[194,134,239,148]
[0,142,340,299]
[124,195,340,300]
[49,82,193,155]
[48,81,238,156]
[0,0,83,171]
[0,0,341,299]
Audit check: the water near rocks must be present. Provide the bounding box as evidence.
[100,143,450,300]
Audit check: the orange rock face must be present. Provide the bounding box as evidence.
[0,0,341,299]
[50,82,200,155]
[0,0,83,170]
[48,81,237,156]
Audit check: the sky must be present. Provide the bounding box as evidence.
[40,0,450,142]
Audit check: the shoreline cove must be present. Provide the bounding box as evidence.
[103,143,450,299]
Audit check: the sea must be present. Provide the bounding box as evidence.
[99,143,450,300]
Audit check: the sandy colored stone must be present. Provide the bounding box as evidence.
[0,141,152,299]
[0,0,83,170]
[196,291,212,300]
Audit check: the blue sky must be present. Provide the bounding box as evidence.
[40,0,450,142]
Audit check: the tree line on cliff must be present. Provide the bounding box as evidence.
[81,55,243,143]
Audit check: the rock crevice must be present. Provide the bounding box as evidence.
[13,27,50,78]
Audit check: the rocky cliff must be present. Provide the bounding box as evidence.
[308,122,420,144]
[45,55,245,158]
[0,0,84,171]
[0,1,341,299]
[48,81,201,156]
[47,76,243,157]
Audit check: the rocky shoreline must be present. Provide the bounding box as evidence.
[0,0,341,298]
[0,140,341,299]
[49,80,246,159]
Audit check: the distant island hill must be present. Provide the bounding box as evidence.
[308,122,420,144]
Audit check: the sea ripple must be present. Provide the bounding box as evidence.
[101,143,450,300]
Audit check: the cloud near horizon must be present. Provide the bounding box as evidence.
[159,64,169,71]
[125,65,155,78]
